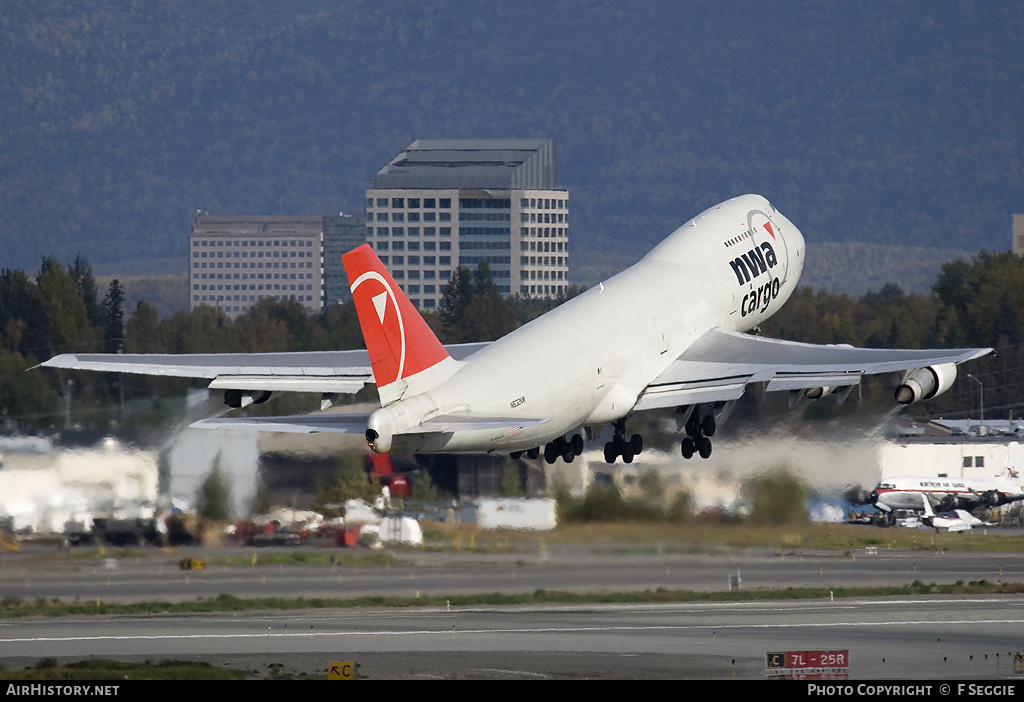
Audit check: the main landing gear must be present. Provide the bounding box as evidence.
[680,408,715,459]
[603,419,643,464]
[512,434,584,464]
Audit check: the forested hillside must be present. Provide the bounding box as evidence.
[0,2,1021,286]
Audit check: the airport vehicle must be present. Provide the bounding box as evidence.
[43,195,990,463]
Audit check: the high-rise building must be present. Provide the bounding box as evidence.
[366,139,568,310]
[323,214,369,305]
[1014,214,1024,254]
[189,214,324,319]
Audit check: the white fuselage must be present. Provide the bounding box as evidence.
[874,476,1024,512]
[368,194,805,454]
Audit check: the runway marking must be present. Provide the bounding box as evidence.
[4,617,1024,644]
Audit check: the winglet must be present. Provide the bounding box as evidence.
[343,244,455,405]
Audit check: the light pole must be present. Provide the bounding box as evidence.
[966,373,984,422]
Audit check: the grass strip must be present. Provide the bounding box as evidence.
[2,579,1021,619]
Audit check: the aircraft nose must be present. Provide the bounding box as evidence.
[869,489,879,505]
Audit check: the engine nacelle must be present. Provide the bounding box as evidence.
[366,406,398,453]
[894,364,957,405]
[804,386,832,400]
[223,389,273,409]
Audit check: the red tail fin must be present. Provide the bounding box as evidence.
[342,244,451,401]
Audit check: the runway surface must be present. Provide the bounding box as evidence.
[0,598,1021,679]
[0,543,1022,679]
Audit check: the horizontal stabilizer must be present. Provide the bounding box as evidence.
[190,411,550,436]
[414,414,550,434]
[191,412,373,434]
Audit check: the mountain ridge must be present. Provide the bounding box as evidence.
[0,2,1020,274]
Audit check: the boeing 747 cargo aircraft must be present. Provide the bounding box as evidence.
[44,195,991,464]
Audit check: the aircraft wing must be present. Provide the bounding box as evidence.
[634,328,991,411]
[41,342,490,395]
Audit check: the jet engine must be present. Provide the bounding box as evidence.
[223,389,273,409]
[894,364,957,404]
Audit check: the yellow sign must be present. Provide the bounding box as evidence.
[329,661,356,680]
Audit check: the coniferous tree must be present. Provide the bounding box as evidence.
[69,255,102,327]
[37,258,91,355]
[103,280,125,354]
[196,459,233,522]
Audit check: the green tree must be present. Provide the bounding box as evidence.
[124,301,163,353]
[665,490,693,524]
[745,468,810,525]
[990,291,1019,347]
[499,457,523,497]
[315,454,380,518]
[441,261,518,342]
[311,302,364,351]
[103,280,125,354]
[196,459,233,522]
[408,468,447,502]
[69,255,102,327]
[0,350,60,429]
[37,258,91,355]
[0,269,48,358]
